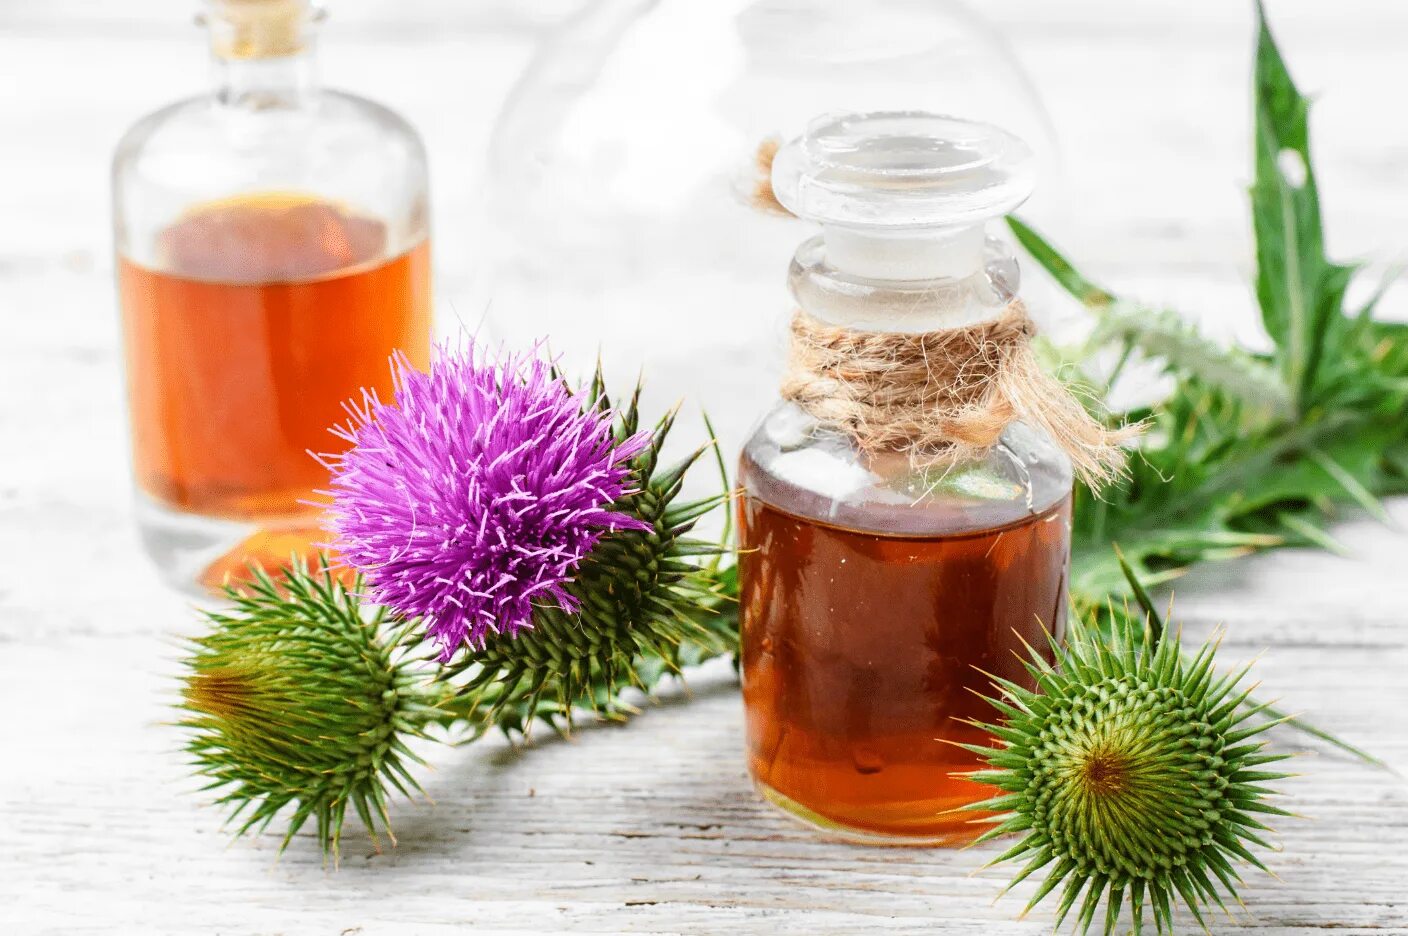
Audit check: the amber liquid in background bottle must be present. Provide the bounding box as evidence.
[117,194,431,587]
[738,464,1070,842]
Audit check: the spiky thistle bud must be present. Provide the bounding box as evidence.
[964,614,1291,935]
[180,563,446,861]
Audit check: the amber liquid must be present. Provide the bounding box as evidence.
[738,490,1070,843]
[117,194,431,584]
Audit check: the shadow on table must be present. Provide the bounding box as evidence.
[359,666,757,865]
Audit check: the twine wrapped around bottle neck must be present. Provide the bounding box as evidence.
[780,300,1134,487]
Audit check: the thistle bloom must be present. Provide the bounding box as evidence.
[326,345,651,658]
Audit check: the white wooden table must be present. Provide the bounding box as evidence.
[2,2,1406,933]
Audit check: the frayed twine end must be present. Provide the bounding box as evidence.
[748,137,792,217]
[782,303,1138,490]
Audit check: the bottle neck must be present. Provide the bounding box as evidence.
[821,224,986,282]
[788,234,1018,334]
[204,1,320,109]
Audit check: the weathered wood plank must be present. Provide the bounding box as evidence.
[2,633,1405,933]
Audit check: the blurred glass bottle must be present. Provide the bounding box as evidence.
[112,0,432,592]
[481,0,1063,493]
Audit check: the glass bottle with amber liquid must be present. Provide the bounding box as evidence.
[738,112,1074,843]
[112,0,431,590]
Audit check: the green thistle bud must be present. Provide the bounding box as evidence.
[965,615,1291,935]
[180,564,443,861]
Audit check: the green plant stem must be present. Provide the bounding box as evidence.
[426,631,736,740]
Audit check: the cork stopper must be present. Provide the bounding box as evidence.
[205,0,317,60]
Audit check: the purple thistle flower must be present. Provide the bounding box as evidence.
[324,345,652,659]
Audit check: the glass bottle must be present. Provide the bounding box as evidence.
[737,112,1073,844]
[112,0,432,592]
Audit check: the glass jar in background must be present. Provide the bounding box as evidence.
[112,0,432,592]
[737,113,1072,843]
[480,0,1064,504]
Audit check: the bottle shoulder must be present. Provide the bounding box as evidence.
[113,89,426,179]
[112,88,429,262]
[740,401,1072,536]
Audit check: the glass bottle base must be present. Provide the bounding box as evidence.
[752,779,987,848]
[135,493,331,596]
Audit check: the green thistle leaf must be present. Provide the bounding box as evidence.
[967,612,1289,934]
[1009,4,1408,647]
[1010,216,1289,418]
[1251,0,1358,413]
[1088,300,1291,417]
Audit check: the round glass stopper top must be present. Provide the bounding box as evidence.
[770,111,1036,231]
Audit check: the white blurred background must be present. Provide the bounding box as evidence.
[5,0,1405,511]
